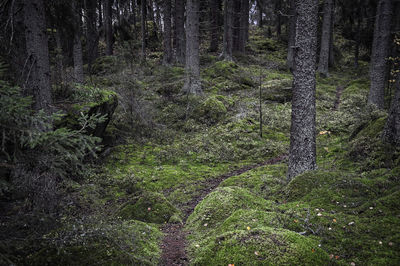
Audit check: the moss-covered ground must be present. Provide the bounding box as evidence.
[2,28,400,265]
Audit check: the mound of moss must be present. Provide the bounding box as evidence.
[118,191,181,224]
[191,227,330,265]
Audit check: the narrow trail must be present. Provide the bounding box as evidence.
[333,85,344,111]
[159,154,287,266]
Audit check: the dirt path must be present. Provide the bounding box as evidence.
[159,154,287,265]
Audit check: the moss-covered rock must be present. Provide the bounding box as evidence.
[190,227,330,265]
[193,95,228,124]
[119,191,180,224]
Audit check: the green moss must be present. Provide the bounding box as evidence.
[118,191,181,224]
[195,96,227,123]
[91,56,119,75]
[190,227,330,266]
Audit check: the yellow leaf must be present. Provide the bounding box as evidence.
[247,226,251,230]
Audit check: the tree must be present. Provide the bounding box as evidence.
[368,0,393,109]
[86,0,99,73]
[317,0,334,77]
[163,0,172,64]
[183,0,201,94]
[238,0,250,53]
[23,0,52,112]
[287,0,296,70]
[72,1,84,83]
[141,0,147,59]
[175,0,185,64]
[287,0,318,181]
[104,0,113,56]
[209,0,222,52]
[382,75,400,145]
[223,0,234,60]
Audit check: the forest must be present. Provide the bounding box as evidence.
[0,0,399,265]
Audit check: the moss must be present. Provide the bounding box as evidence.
[194,95,228,124]
[118,191,181,224]
[185,186,274,240]
[190,227,330,266]
[91,56,119,75]
[29,220,162,266]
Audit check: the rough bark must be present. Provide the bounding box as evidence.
[275,0,282,38]
[141,0,147,59]
[382,76,400,145]
[368,0,393,109]
[86,0,99,71]
[163,0,173,64]
[183,0,201,94]
[238,0,249,53]
[174,0,185,64]
[317,0,333,77]
[73,2,84,83]
[232,0,241,52]
[223,0,233,60]
[55,32,65,85]
[287,0,296,70]
[257,0,263,28]
[209,0,222,52]
[104,0,113,55]
[354,4,362,68]
[23,0,52,112]
[287,0,318,181]
[328,0,335,67]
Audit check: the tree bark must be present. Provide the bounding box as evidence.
[238,0,249,53]
[354,4,362,68]
[174,0,185,64]
[317,0,333,77]
[23,0,52,112]
[257,0,263,28]
[141,0,147,59]
[287,0,296,70]
[183,0,201,94]
[73,2,84,83]
[368,0,393,109]
[328,0,335,67]
[104,0,113,55]
[86,0,99,71]
[163,0,173,64]
[287,0,318,181]
[209,0,222,52]
[223,0,233,60]
[98,0,103,28]
[382,75,400,145]
[232,0,241,52]
[275,0,282,39]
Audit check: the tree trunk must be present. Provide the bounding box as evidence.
[238,0,249,53]
[382,75,400,145]
[317,0,333,77]
[141,0,147,59]
[163,0,172,64]
[209,0,222,52]
[354,4,362,68]
[23,0,52,113]
[86,0,99,71]
[287,0,296,70]
[232,0,241,52]
[368,0,393,109]
[55,31,65,85]
[73,2,84,83]
[98,0,103,28]
[257,0,263,28]
[174,0,185,64]
[223,0,233,60]
[104,0,113,55]
[275,0,282,39]
[287,0,318,181]
[183,0,201,94]
[328,0,335,67]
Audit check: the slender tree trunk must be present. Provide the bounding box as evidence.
[232,0,241,52]
[209,0,222,52]
[328,0,335,67]
[163,0,172,64]
[183,0,201,94]
[287,0,296,70]
[104,0,113,55]
[275,0,282,39]
[368,0,393,109]
[73,32,84,83]
[354,5,362,68]
[238,0,249,53]
[257,0,263,28]
[23,0,52,112]
[131,0,137,32]
[98,0,103,28]
[287,0,318,181]
[317,0,333,77]
[223,0,233,60]
[174,0,185,64]
[86,0,99,73]
[141,0,147,59]
[55,32,65,85]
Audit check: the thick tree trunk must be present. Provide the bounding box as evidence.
[209,0,222,52]
[317,0,333,77]
[104,0,113,55]
[163,0,172,65]
[23,0,52,112]
[86,0,99,71]
[141,0,147,59]
[238,0,249,53]
[174,0,185,64]
[368,0,393,109]
[287,0,318,181]
[232,0,241,52]
[287,0,296,70]
[382,75,400,145]
[223,0,233,60]
[183,0,201,94]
